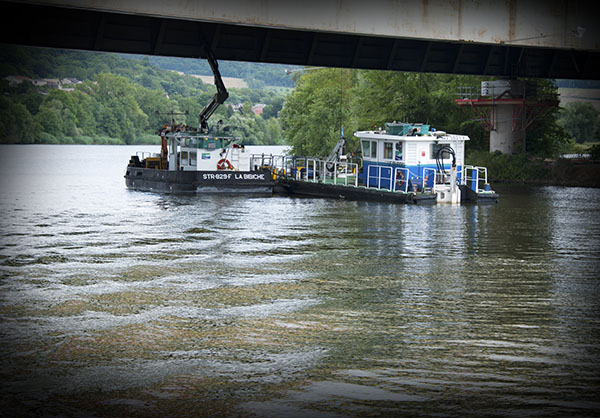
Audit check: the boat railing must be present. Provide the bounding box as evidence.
[366,165,413,193]
[278,156,358,187]
[250,154,286,172]
[136,151,160,160]
[461,165,489,192]
[329,161,359,187]
[424,167,465,188]
[422,167,438,191]
[303,158,323,182]
[394,167,411,193]
[282,156,309,180]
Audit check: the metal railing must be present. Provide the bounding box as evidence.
[330,161,358,187]
[250,154,288,174]
[461,165,488,192]
[269,156,359,187]
[457,86,481,100]
[136,151,160,160]
[366,165,413,193]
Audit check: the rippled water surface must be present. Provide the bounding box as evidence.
[1,145,599,417]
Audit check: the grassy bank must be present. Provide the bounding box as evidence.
[466,151,549,182]
[466,150,600,188]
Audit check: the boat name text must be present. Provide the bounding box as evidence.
[202,173,266,180]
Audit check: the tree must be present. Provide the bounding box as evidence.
[0,44,291,144]
[0,96,41,143]
[265,117,284,144]
[262,95,285,119]
[557,102,599,143]
[280,68,355,156]
[36,99,64,137]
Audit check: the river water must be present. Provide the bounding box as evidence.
[1,144,599,417]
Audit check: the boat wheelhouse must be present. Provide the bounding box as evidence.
[357,122,465,184]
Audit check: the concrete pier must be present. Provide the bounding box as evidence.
[490,105,524,154]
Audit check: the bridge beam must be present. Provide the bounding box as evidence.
[0,0,598,79]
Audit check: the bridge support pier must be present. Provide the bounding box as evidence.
[490,105,524,154]
[456,79,558,154]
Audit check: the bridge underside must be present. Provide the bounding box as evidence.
[1,1,597,79]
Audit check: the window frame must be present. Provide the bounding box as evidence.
[431,143,451,160]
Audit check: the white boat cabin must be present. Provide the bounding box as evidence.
[355,122,468,170]
[165,133,251,172]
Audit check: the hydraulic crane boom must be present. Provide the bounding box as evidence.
[198,43,229,133]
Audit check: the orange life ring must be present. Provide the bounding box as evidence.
[217,158,234,170]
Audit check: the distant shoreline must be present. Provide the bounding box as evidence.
[491,160,600,188]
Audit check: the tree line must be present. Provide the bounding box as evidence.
[0,45,287,145]
[134,55,298,88]
[2,45,596,156]
[280,68,597,158]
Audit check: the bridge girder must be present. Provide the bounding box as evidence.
[0,1,598,79]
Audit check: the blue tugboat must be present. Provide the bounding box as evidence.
[276,122,498,204]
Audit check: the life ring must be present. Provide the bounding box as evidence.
[217,158,234,170]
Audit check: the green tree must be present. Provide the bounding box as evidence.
[229,113,262,144]
[136,88,173,131]
[0,96,41,143]
[280,68,354,156]
[36,99,64,137]
[524,79,571,155]
[93,73,147,143]
[262,95,285,119]
[557,102,599,143]
[265,117,284,144]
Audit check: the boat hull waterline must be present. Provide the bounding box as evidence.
[125,167,275,194]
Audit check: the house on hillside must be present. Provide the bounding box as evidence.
[43,79,61,89]
[4,75,33,86]
[251,103,266,115]
[231,103,244,112]
[61,78,82,86]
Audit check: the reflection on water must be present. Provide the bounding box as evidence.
[1,145,599,417]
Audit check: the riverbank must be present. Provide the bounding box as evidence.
[468,150,600,188]
[508,159,600,188]
[17,133,162,145]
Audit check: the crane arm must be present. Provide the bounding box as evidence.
[198,42,229,133]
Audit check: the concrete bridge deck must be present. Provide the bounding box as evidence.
[1,0,598,79]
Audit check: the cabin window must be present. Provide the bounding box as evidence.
[395,142,403,161]
[362,140,377,158]
[361,140,370,156]
[384,142,394,160]
[181,151,188,166]
[431,143,451,159]
[189,151,197,166]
